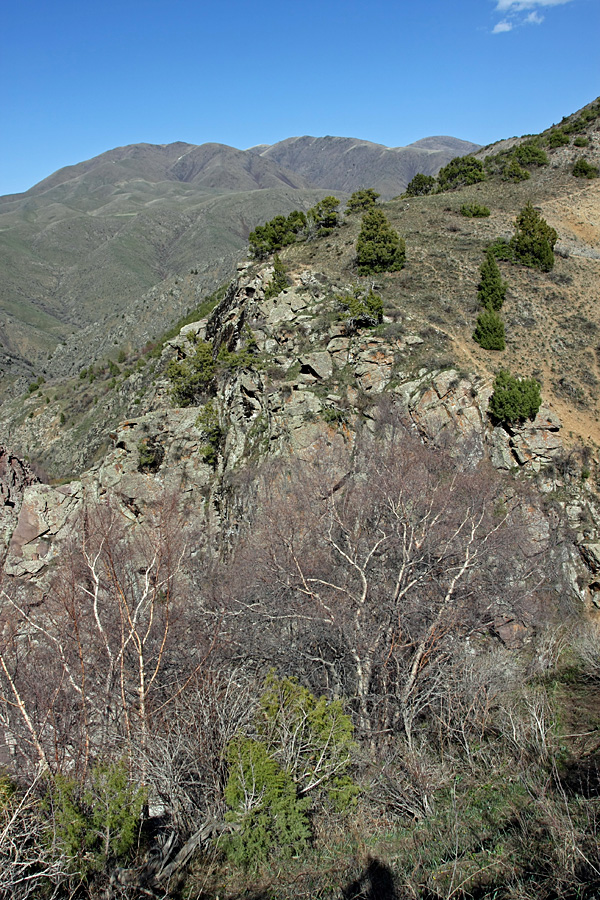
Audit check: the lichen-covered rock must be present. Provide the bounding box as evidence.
[5,481,82,576]
[394,369,488,466]
[0,447,39,546]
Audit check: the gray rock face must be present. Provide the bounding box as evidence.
[394,369,488,467]
[4,481,82,577]
[0,261,593,619]
[488,406,563,473]
[0,447,39,546]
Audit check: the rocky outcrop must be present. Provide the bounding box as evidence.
[3,260,599,617]
[4,481,82,577]
[395,369,489,467]
[0,447,39,546]
[490,406,563,472]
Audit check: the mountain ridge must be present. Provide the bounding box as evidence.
[0,132,479,384]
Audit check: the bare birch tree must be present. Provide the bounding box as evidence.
[226,427,553,748]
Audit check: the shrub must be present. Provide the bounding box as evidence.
[461,203,490,218]
[257,673,356,805]
[307,196,340,235]
[562,101,600,135]
[337,284,384,330]
[405,173,435,196]
[513,140,548,167]
[473,309,505,351]
[487,237,514,261]
[264,254,289,300]
[249,210,307,258]
[502,158,531,182]
[488,370,541,425]
[573,135,589,148]
[196,400,223,468]
[222,738,310,868]
[216,326,259,373]
[49,760,146,876]
[546,129,570,148]
[137,436,164,473]
[437,156,485,191]
[511,202,558,272]
[478,250,507,311]
[573,157,599,179]
[356,208,406,275]
[346,188,380,213]
[166,337,216,406]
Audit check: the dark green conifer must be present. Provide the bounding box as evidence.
[473,309,505,351]
[488,370,541,424]
[478,250,507,311]
[356,209,405,275]
[405,173,435,196]
[511,203,557,272]
[346,188,380,213]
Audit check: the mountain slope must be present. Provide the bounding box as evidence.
[1,102,600,900]
[0,141,324,385]
[0,133,478,387]
[250,134,481,198]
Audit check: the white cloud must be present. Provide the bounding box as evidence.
[496,0,572,10]
[491,0,572,33]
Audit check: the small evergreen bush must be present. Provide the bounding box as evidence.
[487,237,514,261]
[337,284,384,330]
[249,210,307,258]
[356,208,405,275]
[405,173,435,196]
[137,436,164,473]
[222,737,310,869]
[461,203,490,218]
[49,760,146,876]
[511,203,557,272]
[513,141,548,167]
[478,250,507,311]
[437,156,485,191]
[488,370,541,425]
[307,196,340,236]
[473,310,505,351]
[572,157,599,179]
[346,188,380,213]
[502,158,531,182]
[196,400,223,468]
[166,337,216,406]
[546,129,570,148]
[264,254,290,299]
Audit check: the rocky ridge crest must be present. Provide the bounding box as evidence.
[3,262,600,618]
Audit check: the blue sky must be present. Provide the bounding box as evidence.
[1,0,598,195]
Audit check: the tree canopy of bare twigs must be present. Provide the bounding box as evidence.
[224,428,562,747]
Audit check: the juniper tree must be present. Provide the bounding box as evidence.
[473,309,505,351]
[356,208,406,275]
[511,202,557,272]
[437,156,485,191]
[346,188,380,213]
[264,253,289,299]
[405,173,435,196]
[488,370,541,425]
[478,250,507,311]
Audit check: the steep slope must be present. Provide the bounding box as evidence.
[0,133,478,385]
[14,141,312,196]
[250,135,481,198]
[2,103,600,900]
[0,140,323,386]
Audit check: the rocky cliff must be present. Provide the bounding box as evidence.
[4,259,600,631]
